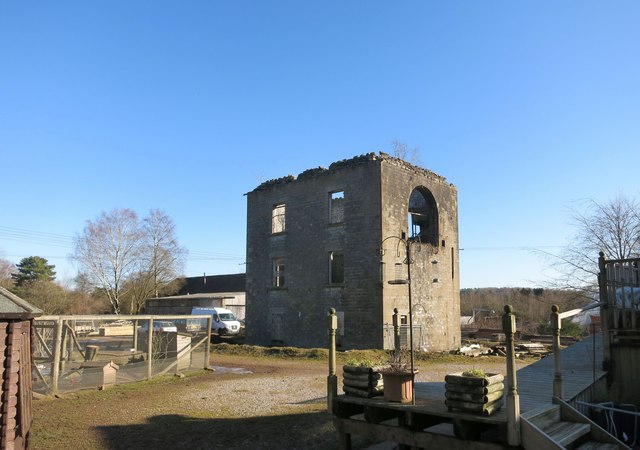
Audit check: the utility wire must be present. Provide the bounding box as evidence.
[0,225,244,262]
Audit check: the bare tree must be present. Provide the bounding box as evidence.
[74,209,187,314]
[73,209,144,314]
[391,140,421,166]
[549,195,640,292]
[144,209,187,298]
[123,210,187,313]
[0,258,15,289]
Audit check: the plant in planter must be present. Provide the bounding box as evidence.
[444,368,504,416]
[379,350,418,404]
[342,357,385,398]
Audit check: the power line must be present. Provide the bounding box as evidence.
[0,225,74,247]
[0,226,244,264]
[460,245,564,251]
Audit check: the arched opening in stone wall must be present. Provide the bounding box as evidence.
[408,187,439,246]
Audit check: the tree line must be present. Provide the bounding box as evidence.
[1,208,186,315]
[460,287,590,333]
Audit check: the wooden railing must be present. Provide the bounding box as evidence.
[599,253,640,332]
[550,302,603,401]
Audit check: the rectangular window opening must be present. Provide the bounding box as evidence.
[273,257,285,287]
[272,203,286,233]
[329,251,344,284]
[329,191,345,224]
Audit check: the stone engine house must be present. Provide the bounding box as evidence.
[245,152,460,350]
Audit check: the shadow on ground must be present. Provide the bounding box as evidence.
[95,411,342,450]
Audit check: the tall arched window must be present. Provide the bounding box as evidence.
[408,187,439,246]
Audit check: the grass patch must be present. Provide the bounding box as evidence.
[210,343,523,366]
[210,343,330,359]
[461,368,487,377]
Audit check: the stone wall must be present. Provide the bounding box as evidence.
[245,153,460,350]
[380,158,461,352]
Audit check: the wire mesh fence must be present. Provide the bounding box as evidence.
[32,315,213,394]
[382,323,425,351]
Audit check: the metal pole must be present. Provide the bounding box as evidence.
[406,240,415,406]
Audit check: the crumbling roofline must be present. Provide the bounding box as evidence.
[250,152,453,192]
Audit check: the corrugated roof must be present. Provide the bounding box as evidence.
[0,286,43,318]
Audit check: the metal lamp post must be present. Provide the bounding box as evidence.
[381,234,417,405]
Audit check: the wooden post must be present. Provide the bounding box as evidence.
[392,308,401,352]
[551,305,563,401]
[146,319,153,380]
[133,319,139,352]
[502,304,520,447]
[205,316,212,369]
[327,308,338,412]
[69,320,75,358]
[51,318,63,394]
[598,251,611,371]
[60,320,67,373]
[67,320,75,365]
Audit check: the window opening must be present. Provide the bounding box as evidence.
[408,187,439,246]
[451,247,455,279]
[272,203,286,233]
[329,191,345,224]
[329,251,344,284]
[273,257,285,287]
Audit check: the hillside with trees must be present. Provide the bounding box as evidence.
[461,287,591,334]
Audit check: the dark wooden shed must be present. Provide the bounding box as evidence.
[0,287,42,450]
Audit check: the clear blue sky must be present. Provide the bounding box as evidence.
[1,2,639,288]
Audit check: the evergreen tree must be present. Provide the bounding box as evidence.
[12,256,56,286]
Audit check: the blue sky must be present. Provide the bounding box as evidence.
[1,2,639,288]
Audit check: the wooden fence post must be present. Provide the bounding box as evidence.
[60,320,68,375]
[51,318,63,394]
[327,308,338,412]
[205,316,212,369]
[146,319,153,380]
[502,305,521,447]
[551,305,563,401]
[598,251,611,371]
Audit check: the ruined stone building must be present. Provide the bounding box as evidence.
[245,153,460,350]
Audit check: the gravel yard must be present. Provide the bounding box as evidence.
[31,350,531,449]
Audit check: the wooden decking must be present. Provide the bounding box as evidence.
[414,332,603,414]
[517,332,604,412]
[332,333,606,448]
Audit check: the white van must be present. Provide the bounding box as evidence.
[191,307,241,336]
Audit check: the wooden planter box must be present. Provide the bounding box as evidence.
[342,365,385,398]
[445,372,504,416]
